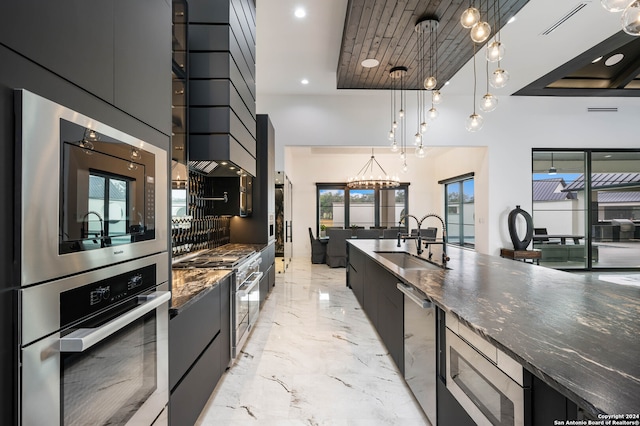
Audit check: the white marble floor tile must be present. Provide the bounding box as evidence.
[196,258,429,425]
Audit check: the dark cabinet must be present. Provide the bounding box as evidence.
[347,247,404,373]
[259,243,276,307]
[347,245,365,306]
[169,275,231,425]
[0,1,115,102]
[114,0,171,134]
[371,263,404,373]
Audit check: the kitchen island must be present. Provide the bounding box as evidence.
[347,239,640,419]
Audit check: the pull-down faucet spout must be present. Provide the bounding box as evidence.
[397,213,449,266]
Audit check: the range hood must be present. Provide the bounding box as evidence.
[188,134,256,177]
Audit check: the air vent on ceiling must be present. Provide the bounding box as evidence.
[541,3,588,35]
[587,107,618,112]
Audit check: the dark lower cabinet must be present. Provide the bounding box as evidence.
[437,379,475,426]
[169,276,231,425]
[347,245,365,306]
[170,335,222,426]
[348,247,403,374]
[531,375,579,425]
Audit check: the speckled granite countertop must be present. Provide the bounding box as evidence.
[348,239,640,417]
[171,268,233,314]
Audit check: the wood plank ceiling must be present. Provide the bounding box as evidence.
[337,0,530,90]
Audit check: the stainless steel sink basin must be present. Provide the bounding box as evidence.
[375,251,447,270]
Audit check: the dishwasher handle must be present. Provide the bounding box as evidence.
[397,283,432,309]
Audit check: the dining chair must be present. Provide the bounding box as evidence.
[308,227,326,264]
[325,229,352,268]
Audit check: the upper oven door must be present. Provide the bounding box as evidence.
[15,89,167,286]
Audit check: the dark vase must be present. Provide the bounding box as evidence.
[508,205,533,250]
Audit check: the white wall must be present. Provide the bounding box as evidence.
[258,92,640,257]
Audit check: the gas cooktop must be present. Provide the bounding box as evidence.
[172,247,257,269]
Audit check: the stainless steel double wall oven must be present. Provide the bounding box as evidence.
[15,89,169,425]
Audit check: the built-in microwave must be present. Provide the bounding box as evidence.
[15,89,167,286]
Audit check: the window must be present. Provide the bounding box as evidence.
[532,149,640,270]
[316,184,409,233]
[89,173,130,239]
[442,174,475,249]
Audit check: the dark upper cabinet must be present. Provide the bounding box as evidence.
[0,0,115,102]
[0,0,171,135]
[114,0,171,135]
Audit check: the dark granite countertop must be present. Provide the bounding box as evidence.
[348,239,640,417]
[170,243,270,315]
[171,268,232,315]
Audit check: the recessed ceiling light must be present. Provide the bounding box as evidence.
[229,166,236,170]
[294,7,306,18]
[605,53,624,67]
[220,161,228,165]
[361,58,380,68]
[301,78,309,85]
[592,56,603,63]
[604,154,612,158]
[507,16,517,24]
[444,81,451,86]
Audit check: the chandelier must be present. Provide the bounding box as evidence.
[347,149,400,189]
[601,0,640,36]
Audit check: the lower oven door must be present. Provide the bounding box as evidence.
[234,272,263,358]
[445,329,525,426]
[21,291,170,426]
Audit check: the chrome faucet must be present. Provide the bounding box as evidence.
[397,213,450,266]
[397,214,424,254]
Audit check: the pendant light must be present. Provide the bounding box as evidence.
[466,44,484,132]
[486,0,505,62]
[601,0,634,12]
[622,1,640,35]
[490,68,510,88]
[389,66,409,172]
[480,58,498,112]
[470,0,491,43]
[461,5,481,28]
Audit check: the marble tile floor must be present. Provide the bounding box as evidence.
[196,258,429,425]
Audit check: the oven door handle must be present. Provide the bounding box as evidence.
[236,272,263,297]
[59,291,171,353]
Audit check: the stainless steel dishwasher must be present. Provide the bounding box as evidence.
[397,282,436,425]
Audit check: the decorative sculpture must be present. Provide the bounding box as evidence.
[508,205,533,250]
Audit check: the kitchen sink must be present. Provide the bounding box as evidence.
[375,251,448,270]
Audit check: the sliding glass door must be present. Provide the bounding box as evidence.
[532,150,640,270]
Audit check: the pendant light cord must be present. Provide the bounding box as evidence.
[472,43,477,113]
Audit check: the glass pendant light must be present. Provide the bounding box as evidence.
[470,21,491,43]
[424,76,437,90]
[622,1,640,35]
[480,59,498,113]
[391,140,399,152]
[602,0,634,12]
[420,122,428,133]
[490,68,509,88]
[415,144,426,158]
[465,113,484,132]
[401,161,409,174]
[466,43,483,132]
[486,41,504,62]
[432,90,442,104]
[480,93,498,112]
[388,130,394,140]
[414,132,422,145]
[461,7,481,28]
[428,107,439,121]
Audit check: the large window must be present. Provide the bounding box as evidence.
[532,149,640,270]
[442,174,475,249]
[316,184,409,234]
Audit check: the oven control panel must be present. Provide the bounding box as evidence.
[60,265,156,327]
